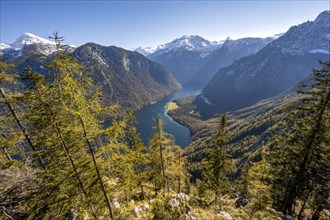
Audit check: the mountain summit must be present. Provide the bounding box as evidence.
[272,10,330,55]
[0,33,75,58]
[9,32,55,50]
[136,35,223,85]
[156,35,221,53]
[191,36,276,87]
[202,10,330,113]
[135,35,222,56]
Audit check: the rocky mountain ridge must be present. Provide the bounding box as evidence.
[136,34,278,86]
[202,10,330,113]
[190,36,277,87]
[2,38,181,110]
[0,32,75,59]
[135,35,223,56]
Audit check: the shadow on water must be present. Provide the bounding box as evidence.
[134,87,201,148]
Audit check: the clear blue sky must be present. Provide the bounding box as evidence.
[0,1,329,49]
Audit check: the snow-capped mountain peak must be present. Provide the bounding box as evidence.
[272,10,330,55]
[134,46,159,56]
[166,35,213,51]
[1,32,76,58]
[10,32,55,50]
[135,35,224,56]
[0,43,10,50]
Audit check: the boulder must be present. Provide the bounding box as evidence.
[113,200,120,209]
[218,211,233,220]
[170,193,191,207]
[134,203,150,217]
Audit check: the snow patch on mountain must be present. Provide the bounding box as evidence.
[199,94,214,105]
[309,49,330,54]
[135,35,224,57]
[1,32,76,58]
[136,33,283,58]
[9,32,55,50]
[273,10,330,55]
[0,43,10,50]
[134,46,159,56]
[155,35,223,54]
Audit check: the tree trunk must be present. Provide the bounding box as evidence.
[292,88,330,216]
[0,89,45,169]
[55,123,98,219]
[297,190,311,220]
[3,147,12,161]
[297,89,330,181]
[178,153,181,193]
[158,131,167,192]
[140,185,145,200]
[311,205,323,220]
[79,116,115,220]
[154,181,158,196]
[55,123,88,196]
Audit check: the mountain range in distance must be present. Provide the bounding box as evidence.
[1,31,283,88]
[0,33,181,110]
[0,31,280,112]
[135,34,282,86]
[1,10,329,116]
[0,31,285,91]
[201,10,329,114]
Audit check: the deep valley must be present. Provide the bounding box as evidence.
[0,5,329,220]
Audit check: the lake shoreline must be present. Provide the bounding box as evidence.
[134,87,201,148]
[166,109,195,139]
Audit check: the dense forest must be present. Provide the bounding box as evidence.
[0,34,329,220]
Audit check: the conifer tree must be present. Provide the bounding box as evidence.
[164,142,185,193]
[0,62,16,164]
[203,115,232,203]
[123,110,148,199]
[148,115,185,194]
[243,153,272,213]
[271,61,330,218]
[148,115,169,194]
[20,49,93,218]
[109,110,149,202]
[20,33,127,219]
[0,62,15,164]
[0,62,46,168]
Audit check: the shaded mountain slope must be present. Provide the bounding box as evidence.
[190,36,276,87]
[203,11,330,112]
[2,40,181,110]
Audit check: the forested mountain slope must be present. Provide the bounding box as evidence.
[1,37,181,110]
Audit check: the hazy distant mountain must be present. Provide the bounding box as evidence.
[2,36,181,110]
[135,34,278,87]
[136,35,224,85]
[134,46,159,56]
[0,33,75,59]
[190,36,279,87]
[202,10,330,113]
